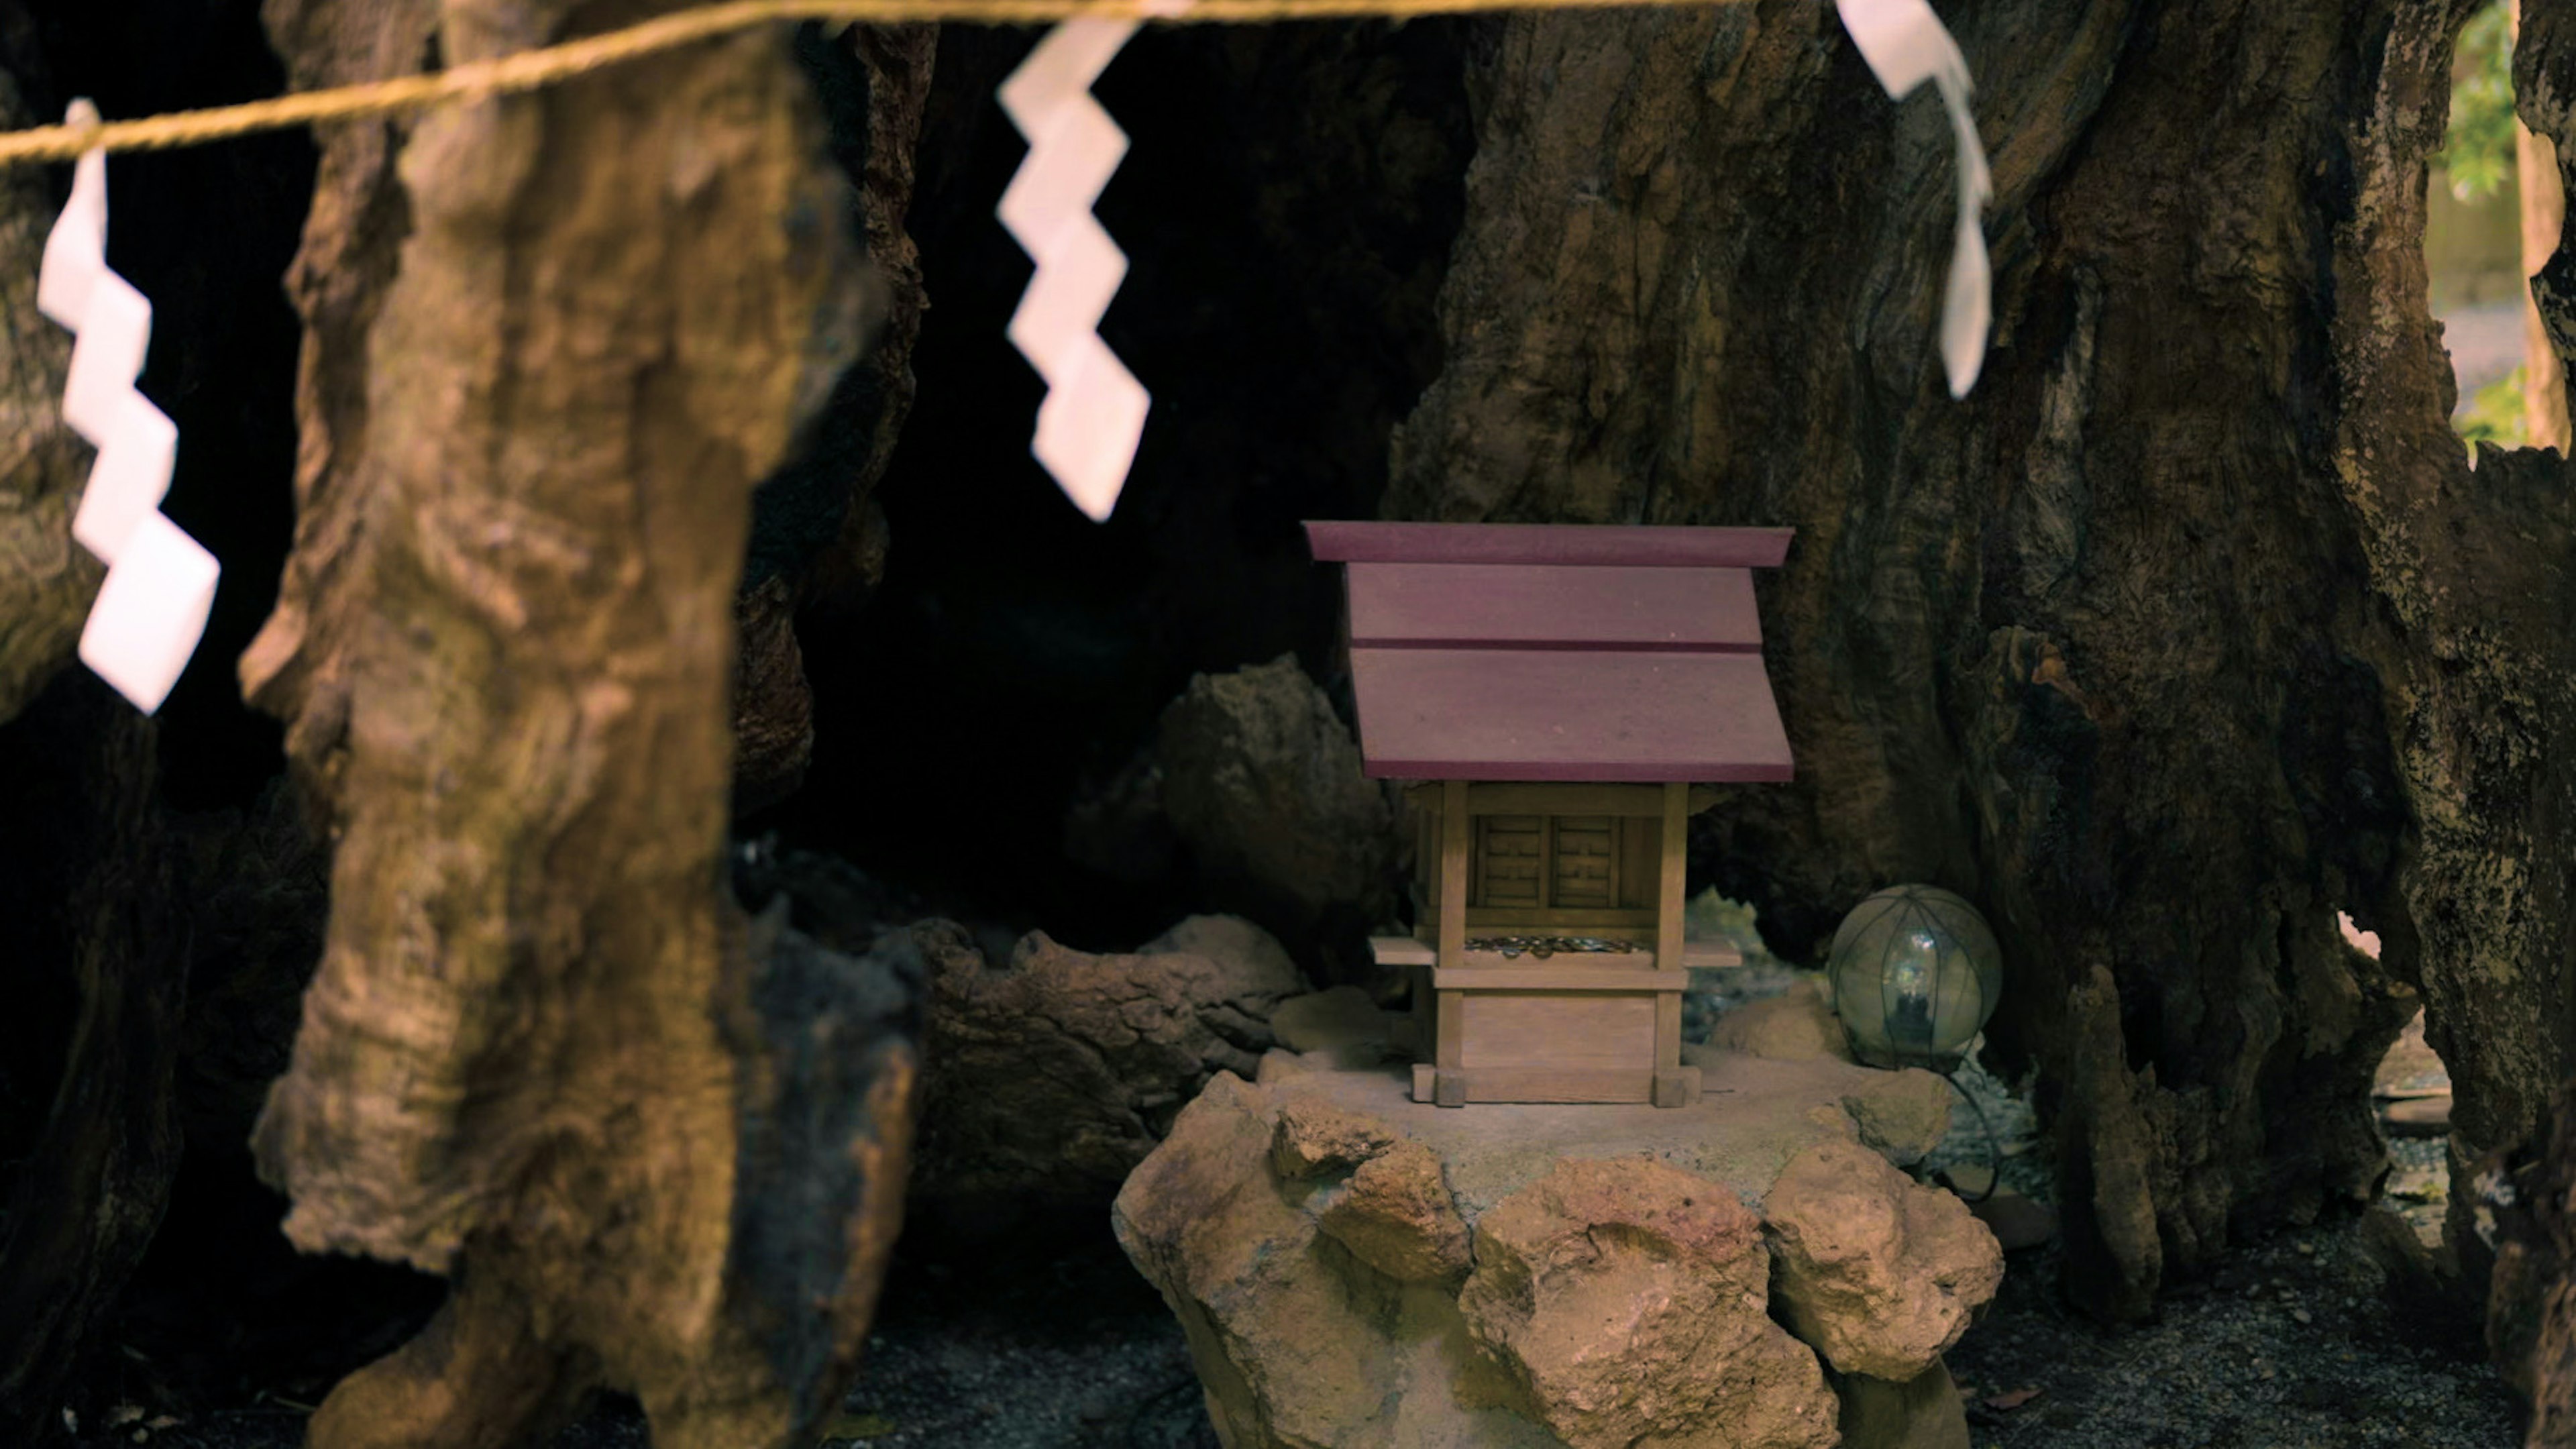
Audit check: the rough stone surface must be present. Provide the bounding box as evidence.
[1766,1140,2005,1381]
[1273,1093,1401,1176]
[1155,654,1403,949]
[1320,1139,1471,1286]
[1711,979,1852,1064]
[1254,1046,1313,1083]
[1141,912,1303,985]
[1461,1157,1839,1449]
[1835,1360,1971,1449]
[1841,1069,1955,1167]
[912,917,1306,1230]
[1270,984,1395,1057]
[1117,1058,2000,1448]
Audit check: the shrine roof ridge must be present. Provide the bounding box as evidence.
[1302,521,1794,568]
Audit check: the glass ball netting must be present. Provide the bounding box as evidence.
[1825,884,2002,1070]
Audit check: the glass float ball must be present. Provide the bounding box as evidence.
[1826,884,2002,1071]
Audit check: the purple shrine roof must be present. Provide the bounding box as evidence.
[1305,522,1796,783]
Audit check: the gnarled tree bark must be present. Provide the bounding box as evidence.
[243,3,920,1444]
[1389,0,2573,1324]
[0,59,95,723]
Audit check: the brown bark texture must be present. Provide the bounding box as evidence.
[0,63,95,724]
[802,21,934,617]
[729,22,936,810]
[2485,1077,2576,1447]
[1389,0,2576,1323]
[2498,7,2576,1432]
[241,3,920,1446]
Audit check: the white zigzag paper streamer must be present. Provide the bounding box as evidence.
[996,16,1160,523]
[1837,0,1992,398]
[38,99,219,716]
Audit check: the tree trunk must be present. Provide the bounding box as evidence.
[0,56,96,723]
[0,679,184,1446]
[2487,2,2576,1425]
[731,21,936,812]
[2485,1077,2576,1446]
[241,3,922,1444]
[0,32,184,1444]
[1389,0,2573,1322]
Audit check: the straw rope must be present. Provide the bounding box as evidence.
[0,0,1747,169]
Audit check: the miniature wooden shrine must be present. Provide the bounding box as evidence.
[1305,522,1796,1108]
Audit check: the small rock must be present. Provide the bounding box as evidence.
[1938,1163,1996,1199]
[1766,1139,2006,1380]
[1139,912,1305,981]
[1837,1358,1974,1449]
[911,918,1307,1232]
[1271,1095,1397,1177]
[1156,655,1403,938]
[1269,985,1391,1057]
[1254,1047,1312,1083]
[1709,978,1851,1062]
[1840,1069,1954,1167]
[1968,1190,2058,1252]
[1316,1140,1471,1283]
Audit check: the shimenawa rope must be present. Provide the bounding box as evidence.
[0,0,1751,169]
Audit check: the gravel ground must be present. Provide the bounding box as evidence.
[93,1239,1220,1449]
[105,1104,2512,1449]
[812,1246,1220,1449]
[91,1175,2514,1449]
[1946,1223,2514,1449]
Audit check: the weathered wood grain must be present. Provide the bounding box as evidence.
[241,3,918,1444]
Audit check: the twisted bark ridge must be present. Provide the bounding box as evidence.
[242,2,918,1444]
[1392,0,2575,1319]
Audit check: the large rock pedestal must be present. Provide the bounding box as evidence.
[1112,1048,1999,1448]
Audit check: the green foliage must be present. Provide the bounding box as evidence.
[2441,1,2518,203]
[2457,366,2528,453]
